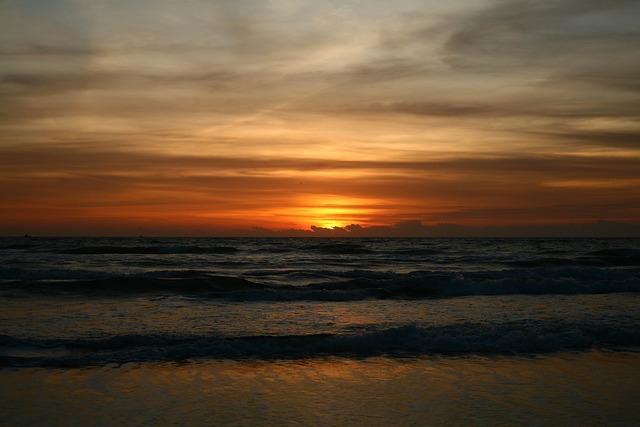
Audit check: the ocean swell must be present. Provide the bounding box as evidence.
[2,318,639,367]
[3,267,639,300]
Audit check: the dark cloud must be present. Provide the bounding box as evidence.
[0,69,247,97]
[2,141,639,190]
[223,220,640,238]
[442,0,640,68]
[2,143,639,177]
[339,58,433,85]
[0,44,97,56]
[341,97,640,120]
[537,130,640,150]
[349,101,496,117]
[544,72,640,94]
[0,72,116,96]
[426,202,640,223]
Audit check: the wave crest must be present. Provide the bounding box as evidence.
[3,268,640,300]
[2,319,639,367]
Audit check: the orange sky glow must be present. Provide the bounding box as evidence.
[1,1,639,236]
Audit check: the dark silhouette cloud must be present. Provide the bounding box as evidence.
[222,220,640,238]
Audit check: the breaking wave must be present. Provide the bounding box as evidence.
[3,267,639,300]
[2,318,639,367]
[58,245,240,255]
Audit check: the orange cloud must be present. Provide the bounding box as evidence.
[1,1,639,235]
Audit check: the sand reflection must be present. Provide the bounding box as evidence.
[2,352,639,426]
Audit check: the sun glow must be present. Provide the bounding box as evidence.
[292,195,381,229]
[309,206,353,229]
[315,221,346,230]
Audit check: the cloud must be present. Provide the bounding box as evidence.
[3,142,639,177]
[1,1,638,235]
[224,220,640,238]
[537,130,640,150]
[442,0,640,68]
[0,72,119,97]
[2,142,638,231]
[347,101,497,117]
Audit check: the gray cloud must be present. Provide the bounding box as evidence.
[340,97,640,120]
[2,142,638,175]
[442,0,640,68]
[349,101,497,117]
[536,130,640,151]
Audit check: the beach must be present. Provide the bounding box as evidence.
[3,352,640,426]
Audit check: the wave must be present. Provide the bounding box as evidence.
[2,319,639,367]
[4,268,639,300]
[63,242,637,266]
[302,242,376,254]
[2,275,269,296]
[58,245,240,255]
[507,251,640,268]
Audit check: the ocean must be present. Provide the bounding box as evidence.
[1,237,639,425]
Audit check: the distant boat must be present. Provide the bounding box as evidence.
[23,234,31,238]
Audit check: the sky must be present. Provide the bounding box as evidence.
[1,0,639,236]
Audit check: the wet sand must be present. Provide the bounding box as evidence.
[2,351,639,426]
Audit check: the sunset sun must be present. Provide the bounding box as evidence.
[292,195,381,230]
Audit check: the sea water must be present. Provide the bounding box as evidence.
[1,237,639,425]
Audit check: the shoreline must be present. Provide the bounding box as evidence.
[2,351,639,426]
